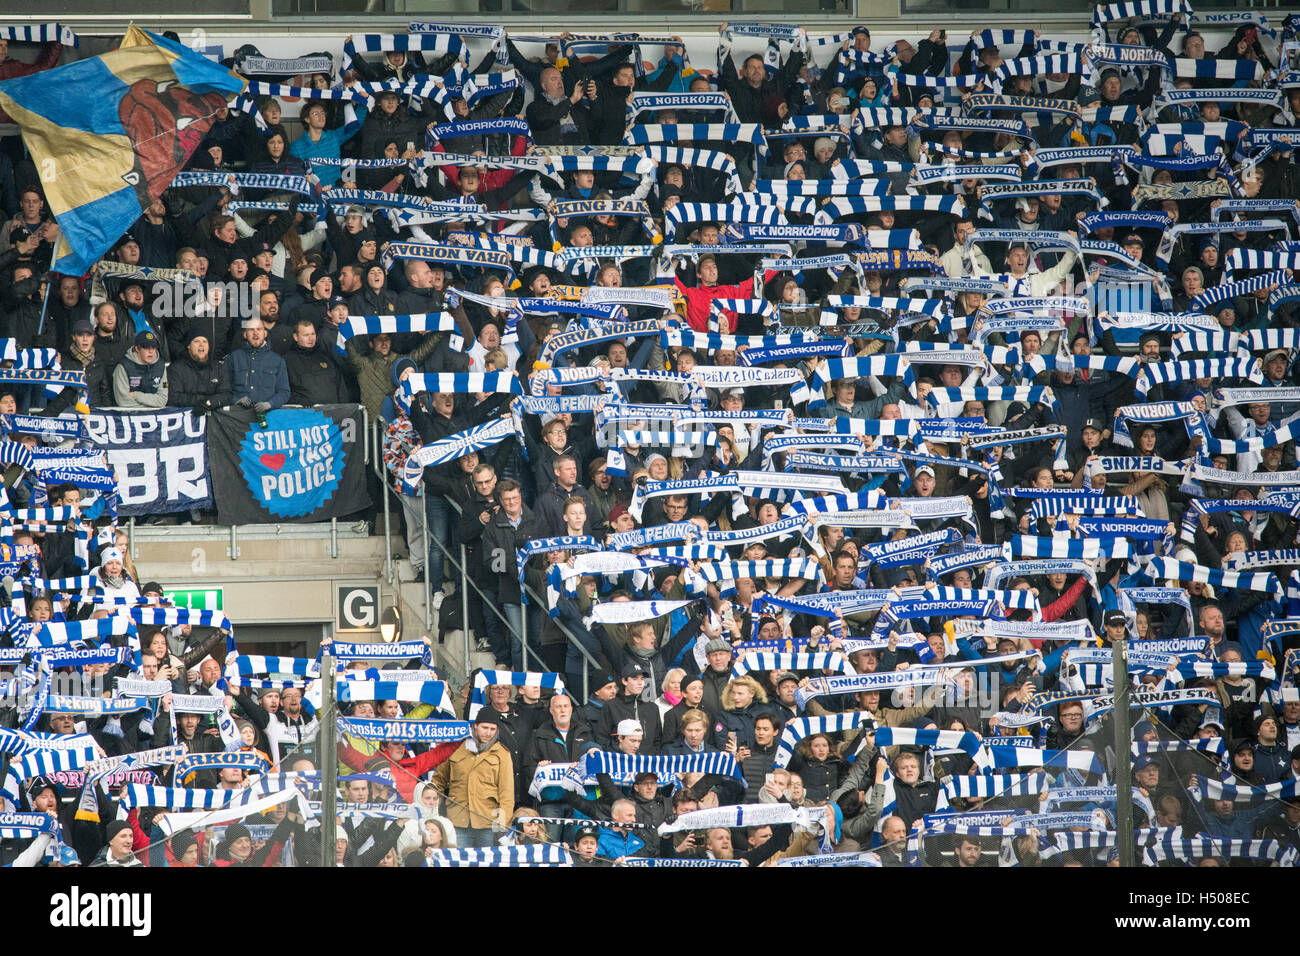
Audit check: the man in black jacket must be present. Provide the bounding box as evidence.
[596,661,663,752]
[4,262,51,349]
[525,65,593,147]
[284,318,348,407]
[167,330,231,414]
[54,319,113,411]
[44,275,89,349]
[717,23,806,124]
[524,692,599,826]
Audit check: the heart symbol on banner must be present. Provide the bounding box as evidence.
[260,453,286,471]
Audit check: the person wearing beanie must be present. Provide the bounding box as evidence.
[167,329,231,415]
[282,266,334,341]
[662,672,712,742]
[91,819,143,867]
[431,709,516,848]
[213,815,299,867]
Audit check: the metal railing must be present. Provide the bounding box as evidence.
[370,418,603,699]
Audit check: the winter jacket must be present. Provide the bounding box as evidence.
[431,737,515,830]
[337,739,461,802]
[595,691,664,752]
[481,506,543,604]
[523,718,600,796]
[285,342,349,406]
[226,341,290,407]
[346,333,441,419]
[113,347,169,408]
[168,353,231,411]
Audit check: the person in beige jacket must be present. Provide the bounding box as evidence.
[431,709,515,849]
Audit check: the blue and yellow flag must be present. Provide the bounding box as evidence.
[0,25,246,276]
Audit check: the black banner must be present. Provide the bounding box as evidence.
[84,408,212,516]
[206,405,370,524]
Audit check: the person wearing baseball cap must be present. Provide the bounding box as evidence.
[596,661,663,751]
[913,464,936,498]
[112,329,169,409]
[572,822,602,866]
[1102,610,1128,640]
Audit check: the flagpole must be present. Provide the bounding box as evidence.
[1111,634,1134,866]
[318,647,338,868]
[35,239,57,337]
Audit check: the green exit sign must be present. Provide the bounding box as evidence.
[165,588,223,611]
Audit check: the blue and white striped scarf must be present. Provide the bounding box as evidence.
[814,195,964,223]
[794,671,943,710]
[1147,836,1293,867]
[1133,357,1262,400]
[642,146,742,195]
[981,744,1105,776]
[228,655,319,678]
[1091,0,1188,26]
[401,417,526,494]
[1174,659,1274,682]
[1029,495,1143,519]
[797,355,916,410]
[686,559,823,594]
[468,670,566,720]
[942,772,1049,800]
[1142,557,1282,597]
[1006,535,1133,561]
[925,386,1056,410]
[621,857,746,867]
[403,372,520,398]
[774,712,874,769]
[590,599,697,626]
[1190,775,1300,805]
[0,23,76,44]
[1133,738,1225,762]
[341,32,463,74]
[0,744,99,807]
[1191,271,1291,314]
[860,528,963,570]
[174,751,268,781]
[927,544,1008,579]
[628,473,739,523]
[1225,549,1300,572]
[335,680,455,716]
[608,523,698,550]
[660,327,818,354]
[116,785,246,815]
[429,845,572,867]
[731,652,851,679]
[335,312,463,357]
[329,640,434,666]
[786,452,904,475]
[876,727,982,756]
[30,615,134,648]
[585,750,744,781]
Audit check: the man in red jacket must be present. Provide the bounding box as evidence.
[338,734,462,803]
[674,254,755,333]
